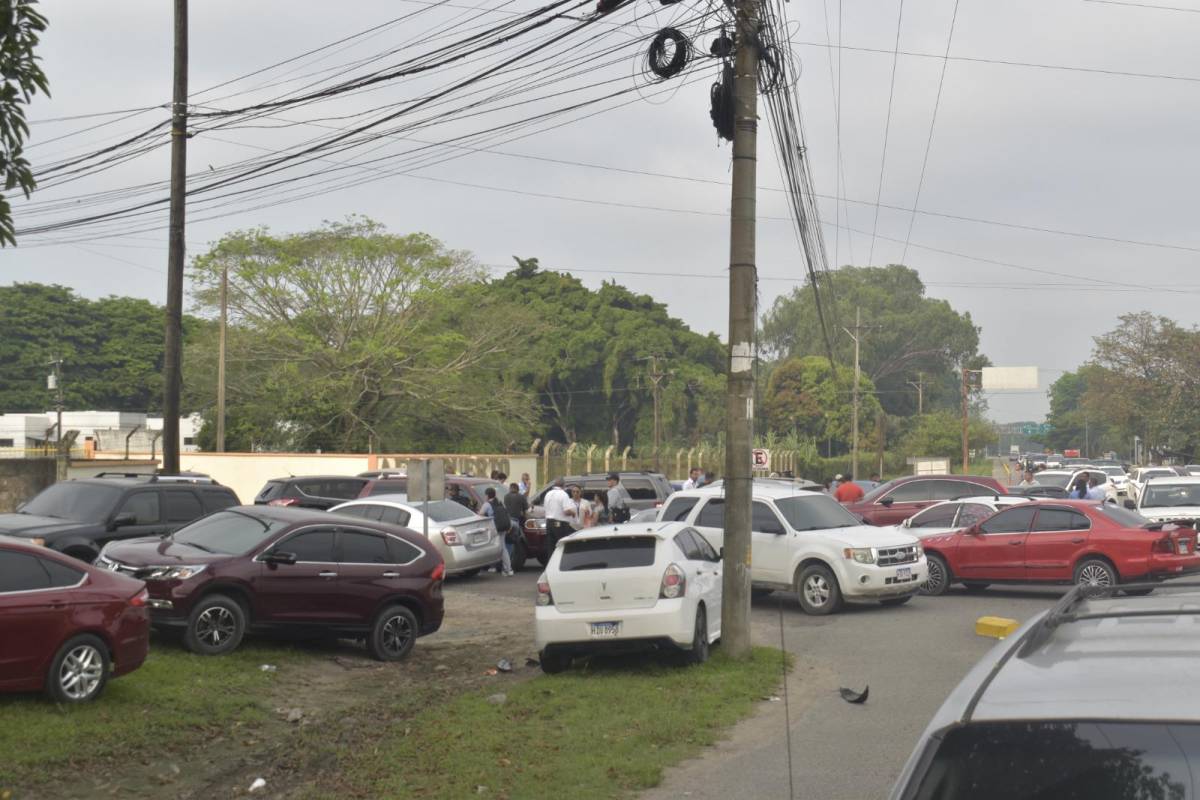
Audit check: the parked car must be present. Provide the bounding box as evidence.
[356,469,406,479]
[897,495,1033,538]
[0,476,239,563]
[918,500,1200,596]
[1061,457,1091,468]
[357,475,505,514]
[1127,467,1178,503]
[254,475,369,510]
[1130,476,1200,526]
[1099,465,1130,495]
[629,508,659,524]
[329,496,506,573]
[96,506,445,660]
[1008,484,1069,499]
[534,522,721,673]
[1185,464,1200,477]
[657,482,926,614]
[841,475,1007,526]
[1046,453,1065,469]
[0,535,150,702]
[890,582,1200,798]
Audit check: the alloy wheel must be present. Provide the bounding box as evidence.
[1077,563,1113,587]
[58,644,103,701]
[196,606,237,646]
[381,613,414,657]
[925,560,945,593]
[803,574,831,608]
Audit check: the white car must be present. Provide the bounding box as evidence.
[1098,465,1129,495]
[657,482,926,615]
[1130,476,1200,525]
[1029,469,1116,500]
[534,522,721,673]
[899,495,1033,539]
[1127,467,1178,503]
[330,496,503,575]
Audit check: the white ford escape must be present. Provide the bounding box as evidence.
[658,482,927,615]
[534,522,722,674]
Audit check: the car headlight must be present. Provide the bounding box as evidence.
[143,565,207,581]
[842,547,876,564]
[916,543,924,559]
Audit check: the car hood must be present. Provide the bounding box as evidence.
[818,524,920,548]
[1140,506,1200,524]
[0,513,89,537]
[102,536,233,566]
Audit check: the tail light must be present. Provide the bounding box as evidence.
[430,562,445,581]
[267,497,300,507]
[441,527,461,546]
[660,563,686,599]
[129,588,150,607]
[1152,537,1175,554]
[536,574,554,606]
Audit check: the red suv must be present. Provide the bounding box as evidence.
[919,500,1200,595]
[0,535,150,703]
[842,475,1007,525]
[96,506,445,661]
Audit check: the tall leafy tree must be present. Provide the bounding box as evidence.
[0,0,50,245]
[763,355,881,451]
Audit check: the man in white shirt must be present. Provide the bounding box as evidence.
[542,477,575,557]
[1018,470,1039,488]
[1085,474,1109,501]
[682,467,702,491]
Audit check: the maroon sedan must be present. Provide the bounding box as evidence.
[842,475,1007,525]
[0,535,149,703]
[97,506,444,661]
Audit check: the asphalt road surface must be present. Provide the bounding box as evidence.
[448,567,1065,800]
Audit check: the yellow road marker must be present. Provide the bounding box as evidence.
[976,616,1020,639]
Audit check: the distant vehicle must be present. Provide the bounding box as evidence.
[1127,467,1178,503]
[897,496,1033,539]
[1099,465,1130,495]
[1129,476,1200,527]
[1008,484,1069,499]
[254,475,369,510]
[0,535,150,703]
[919,500,1200,596]
[1045,453,1065,469]
[1062,457,1090,468]
[890,582,1200,798]
[535,522,721,673]
[357,475,506,515]
[98,506,444,660]
[1024,469,1114,500]
[0,477,239,563]
[1187,465,1200,477]
[330,496,507,573]
[841,475,1008,526]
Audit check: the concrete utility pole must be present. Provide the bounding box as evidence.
[162,0,188,474]
[642,354,670,473]
[47,358,64,479]
[961,367,979,474]
[216,265,227,452]
[721,0,760,662]
[907,373,926,415]
[842,308,879,481]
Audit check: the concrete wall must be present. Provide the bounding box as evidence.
[0,457,56,512]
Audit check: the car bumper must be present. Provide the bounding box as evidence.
[1145,554,1200,580]
[535,598,693,651]
[436,539,503,574]
[112,607,151,678]
[840,559,927,599]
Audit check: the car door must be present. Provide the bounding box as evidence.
[162,489,204,534]
[870,481,934,525]
[0,550,76,688]
[254,527,348,623]
[672,530,718,639]
[905,503,962,535]
[687,528,723,640]
[750,501,790,584]
[691,498,726,554]
[335,527,413,624]
[105,489,167,544]
[1024,507,1092,581]
[955,506,1036,581]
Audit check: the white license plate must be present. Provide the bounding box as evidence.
[590,622,620,639]
[896,567,912,580]
[471,532,487,544]
[1180,540,1191,555]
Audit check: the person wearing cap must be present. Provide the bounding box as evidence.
[834,477,864,503]
[830,474,844,494]
[543,477,575,556]
[606,473,632,523]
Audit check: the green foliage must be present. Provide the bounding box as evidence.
[763,355,882,452]
[897,410,997,461]
[0,0,50,246]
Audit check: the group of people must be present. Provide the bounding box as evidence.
[541,473,634,556]
[1018,469,1107,500]
[466,470,534,578]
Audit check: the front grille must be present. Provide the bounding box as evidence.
[96,556,153,579]
[885,574,920,585]
[877,545,920,567]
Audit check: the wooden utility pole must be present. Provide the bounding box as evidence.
[644,354,669,473]
[842,308,878,481]
[907,373,925,415]
[162,0,188,474]
[721,0,760,662]
[960,367,970,474]
[216,265,227,452]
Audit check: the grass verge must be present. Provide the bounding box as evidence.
[0,641,295,790]
[342,646,787,799]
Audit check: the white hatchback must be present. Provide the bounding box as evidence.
[534,522,722,674]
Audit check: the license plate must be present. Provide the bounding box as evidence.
[896,567,912,580]
[471,532,487,544]
[590,622,620,639]
[1180,539,1191,555]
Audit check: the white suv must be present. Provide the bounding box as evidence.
[1130,475,1200,526]
[658,483,926,615]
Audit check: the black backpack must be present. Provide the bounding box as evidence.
[491,498,511,532]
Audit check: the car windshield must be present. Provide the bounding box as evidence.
[172,510,289,555]
[1141,484,1200,508]
[1099,504,1149,527]
[1033,472,1073,488]
[19,482,122,522]
[774,495,862,531]
[559,537,656,571]
[910,720,1200,800]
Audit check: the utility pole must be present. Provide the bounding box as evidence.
[721,0,760,662]
[907,373,926,415]
[961,367,981,474]
[162,0,188,474]
[47,358,64,479]
[642,355,670,473]
[842,308,879,481]
[216,265,227,452]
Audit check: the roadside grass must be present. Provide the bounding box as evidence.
[0,639,297,789]
[343,646,787,800]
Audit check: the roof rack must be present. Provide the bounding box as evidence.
[94,472,155,480]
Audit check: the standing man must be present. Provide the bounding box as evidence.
[606,472,632,523]
[480,487,514,576]
[519,472,532,496]
[682,467,703,491]
[1085,473,1108,501]
[830,474,844,494]
[1018,470,1039,488]
[543,477,575,558]
[833,479,864,503]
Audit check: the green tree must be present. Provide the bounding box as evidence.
[897,410,997,462]
[0,1,50,245]
[763,355,881,452]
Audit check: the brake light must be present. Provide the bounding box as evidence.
[430,562,445,581]
[660,563,686,599]
[536,575,553,606]
[267,497,300,507]
[1152,537,1175,554]
[129,588,150,607]
[440,527,461,546]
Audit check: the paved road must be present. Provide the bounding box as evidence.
[448,568,1065,800]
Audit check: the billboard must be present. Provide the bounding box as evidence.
[981,366,1038,391]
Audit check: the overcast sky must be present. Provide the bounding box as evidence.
[5,0,1199,423]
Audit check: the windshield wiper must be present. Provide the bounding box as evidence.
[179,540,214,553]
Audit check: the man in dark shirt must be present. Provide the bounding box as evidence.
[503,482,528,530]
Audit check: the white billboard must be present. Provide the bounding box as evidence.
[981,366,1038,391]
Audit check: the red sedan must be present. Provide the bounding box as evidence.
[919,500,1200,595]
[0,535,150,702]
[842,475,1007,526]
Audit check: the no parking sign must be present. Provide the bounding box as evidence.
[751,448,770,469]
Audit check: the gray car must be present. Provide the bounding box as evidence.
[890,580,1200,798]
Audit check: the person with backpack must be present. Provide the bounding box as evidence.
[482,487,514,576]
[606,473,632,523]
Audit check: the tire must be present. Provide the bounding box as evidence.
[921,554,952,597]
[880,595,912,607]
[684,605,710,665]
[366,605,418,662]
[539,648,572,674]
[1074,558,1117,589]
[510,539,527,572]
[796,564,843,615]
[184,594,247,656]
[962,582,991,593]
[45,634,110,704]
[536,554,551,567]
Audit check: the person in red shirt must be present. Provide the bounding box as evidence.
[833,480,864,503]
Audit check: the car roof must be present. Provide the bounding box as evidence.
[1145,473,1200,482]
[563,521,691,541]
[931,495,1031,507]
[676,481,824,500]
[331,497,478,517]
[267,474,367,483]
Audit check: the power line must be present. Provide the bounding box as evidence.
[1083,0,1200,11]
[867,0,905,266]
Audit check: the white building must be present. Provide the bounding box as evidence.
[0,413,54,452]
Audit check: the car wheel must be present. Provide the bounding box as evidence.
[879,595,912,607]
[367,605,418,662]
[510,539,527,572]
[539,648,572,674]
[921,554,952,597]
[796,564,843,615]
[45,634,110,703]
[684,605,710,665]
[184,594,246,656]
[962,582,991,593]
[1074,558,1117,589]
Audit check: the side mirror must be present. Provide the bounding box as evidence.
[109,512,137,530]
[1124,499,1137,510]
[263,550,298,566]
[902,517,912,528]
[880,497,895,507]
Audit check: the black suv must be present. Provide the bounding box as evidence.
[254,475,370,510]
[0,476,239,563]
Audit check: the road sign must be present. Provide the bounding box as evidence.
[751,448,770,469]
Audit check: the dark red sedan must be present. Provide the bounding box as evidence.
[918,500,1200,595]
[842,475,1007,526]
[97,506,444,660]
[0,535,149,703]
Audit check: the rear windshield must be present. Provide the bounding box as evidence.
[172,510,289,555]
[21,482,122,522]
[255,481,284,502]
[775,495,862,531]
[910,721,1200,799]
[423,500,477,522]
[559,537,657,571]
[1032,472,1073,488]
[1099,504,1149,527]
